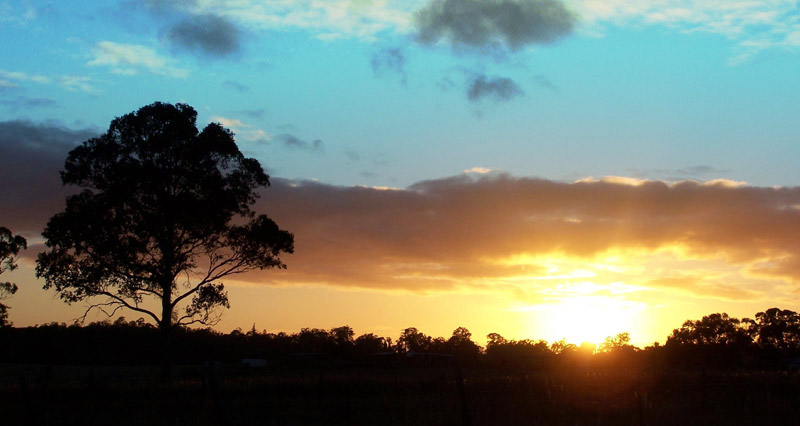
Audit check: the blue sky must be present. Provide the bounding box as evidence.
[3,0,800,187]
[3,0,800,344]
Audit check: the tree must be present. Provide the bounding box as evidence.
[750,308,800,352]
[1,227,27,327]
[667,313,752,346]
[598,332,636,353]
[35,102,294,377]
[396,327,432,352]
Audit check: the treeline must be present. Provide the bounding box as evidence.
[2,307,800,370]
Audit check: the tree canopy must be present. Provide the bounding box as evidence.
[0,226,27,327]
[36,102,294,335]
[666,312,752,346]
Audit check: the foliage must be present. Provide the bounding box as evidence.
[0,226,27,327]
[666,312,752,346]
[396,327,433,352]
[35,102,294,335]
[598,332,635,353]
[485,333,552,369]
[750,307,800,352]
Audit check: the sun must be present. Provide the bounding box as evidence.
[536,293,643,346]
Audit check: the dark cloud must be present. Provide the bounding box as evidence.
[0,121,96,234]
[276,134,323,152]
[8,129,800,298]
[0,96,58,109]
[371,48,407,85]
[414,0,576,51]
[533,74,558,92]
[627,165,732,181]
[467,75,523,102]
[223,80,250,93]
[676,165,729,176]
[240,108,265,119]
[236,175,800,292]
[167,13,241,56]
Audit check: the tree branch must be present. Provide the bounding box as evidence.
[98,291,161,324]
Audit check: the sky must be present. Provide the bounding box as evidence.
[2,0,800,347]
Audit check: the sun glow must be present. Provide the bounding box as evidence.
[533,290,647,346]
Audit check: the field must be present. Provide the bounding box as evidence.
[2,363,800,426]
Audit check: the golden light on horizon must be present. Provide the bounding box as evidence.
[517,279,650,346]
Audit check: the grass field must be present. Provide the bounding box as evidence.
[2,363,800,425]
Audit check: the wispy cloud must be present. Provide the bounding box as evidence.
[0,69,99,95]
[210,115,269,143]
[570,0,800,61]
[223,80,251,93]
[371,47,407,85]
[158,0,414,41]
[467,75,524,102]
[0,96,58,109]
[58,76,101,95]
[88,41,189,78]
[0,69,51,87]
[276,133,324,152]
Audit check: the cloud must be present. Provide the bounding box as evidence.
[151,0,412,41]
[0,69,51,86]
[209,115,269,143]
[223,80,250,93]
[229,174,800,296]
[7,138,800,303]
[467,75,524,102]
[414,0,576,51]
[371,47,407,84]
[675,165,729,177]
[58,76,101,95]
[88,41,189,78]
[0,96,58,109]
[533,74,558,92]
[276,134,324,152]
[0,121,96,234]
[167,13,242,56]
[0,69,98,95]
[571,0,800,61]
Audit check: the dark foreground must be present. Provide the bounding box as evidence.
[2,363,800,426]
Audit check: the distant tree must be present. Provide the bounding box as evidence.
[444,327,481,363]
[750,308,800,351]
[0,227,27,327]
[330,325,355,347]
[485,333,552,369]
[598,332,636,353]
[396,327,432,352]
[354,333,392,355]
[667,313,752,346]
[294,328,332,352]
[35,102,294,378]
[486,332,508,347]
[549,339,577,355]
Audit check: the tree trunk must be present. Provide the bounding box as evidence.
[160,321,172,382]
[160,283,174,383]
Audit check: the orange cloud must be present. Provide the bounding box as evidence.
[240,174,800,294]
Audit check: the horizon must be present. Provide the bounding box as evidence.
[2,1,800,348]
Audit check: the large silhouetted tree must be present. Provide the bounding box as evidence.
[35,102,294,377]
[0,227,27,327]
